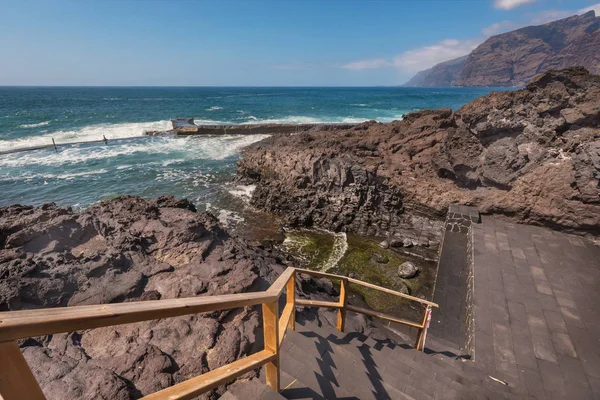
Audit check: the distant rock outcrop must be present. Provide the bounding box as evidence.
[239,67,600,239]
[406,11,600,87]
[404,56,468,87]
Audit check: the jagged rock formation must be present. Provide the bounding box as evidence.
[406,11,600,87]
[238,67,600,239]
[404,55,468,87]
[0,196,286,399]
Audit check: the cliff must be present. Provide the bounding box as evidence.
[406,11,600,87]
[238,67,600,241]
[404,55,468,87]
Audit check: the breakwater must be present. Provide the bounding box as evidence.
[145,118,358,136]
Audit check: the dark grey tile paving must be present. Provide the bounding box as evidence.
[472,216,600,399]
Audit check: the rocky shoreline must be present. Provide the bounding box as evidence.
[1,66,598,399]
[238,67,600,240]
[0,196,289,399]
[0,196,396,399]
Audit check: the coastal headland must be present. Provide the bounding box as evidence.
[238,67,600,241]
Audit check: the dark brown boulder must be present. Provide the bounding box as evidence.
[0,195,286,399]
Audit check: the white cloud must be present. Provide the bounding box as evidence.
[336,1,599,76]
[392,39,480,73]
[340,58,390,70]
[494,0,536,10]
[579,3,600,15]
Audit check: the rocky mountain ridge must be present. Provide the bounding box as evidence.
[239,67,600,241]
[405,11,600,87]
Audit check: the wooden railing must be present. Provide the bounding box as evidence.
[0,267,437,399]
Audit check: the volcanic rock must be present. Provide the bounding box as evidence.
[397,261,419,279]
[238,67,600,239]
[0,195,286,399]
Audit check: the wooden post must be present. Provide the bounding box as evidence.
[336,278,348,332]
[262,301,280,392]
[0,341,46,400]
[286,273,296,331]
[415,305,432,351]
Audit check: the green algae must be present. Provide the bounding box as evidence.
[282,229,335,268]
[330,234,419,312]
[283,230,433,313]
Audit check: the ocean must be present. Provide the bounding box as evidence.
[0,86,494,226]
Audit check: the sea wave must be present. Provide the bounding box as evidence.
[19,121,50,128]
[3,111,406,154]
[237,114,405,124]
[0,134,270,168]
[206,106,223,111]
[0,169,109,183]
[228,184,256,203]
[0,120,171,152]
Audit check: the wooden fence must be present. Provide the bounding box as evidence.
[0,267,437,399]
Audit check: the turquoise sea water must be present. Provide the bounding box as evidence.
[0,86,495,223]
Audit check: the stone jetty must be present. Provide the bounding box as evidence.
[145,118,358,136]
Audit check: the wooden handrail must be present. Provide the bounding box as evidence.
[295,267,439,308]
[267,267,296,295]
[278,303,294,345]
[295,299,342,308]
[294,267,437,351]
[0,265,437,400]
[141,350,276,400]
[346,305,423,329]
[0,292,276,342]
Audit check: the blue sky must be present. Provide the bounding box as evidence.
[1,0,599,86]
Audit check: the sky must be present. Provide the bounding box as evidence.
[0,0,599,86]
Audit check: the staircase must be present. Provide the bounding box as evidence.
[223,317,524,400]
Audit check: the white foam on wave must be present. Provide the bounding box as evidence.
[1,120,171,152]
[239,115,404,125]
[216,209,245,228]
[228,184,256,203]
[0,134,271,168]
[322,232,348,272]
[0,168,108,183]
[206,106,223,111]
[282,228,348,270]
[19,121,50,129]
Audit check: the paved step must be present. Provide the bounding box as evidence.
[272,319,520,399]
[221,378,286,400]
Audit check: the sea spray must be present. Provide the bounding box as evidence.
[228,184,256,203]
[321,232,348,272]
[2,120,171,152]
[281,228,348,270]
